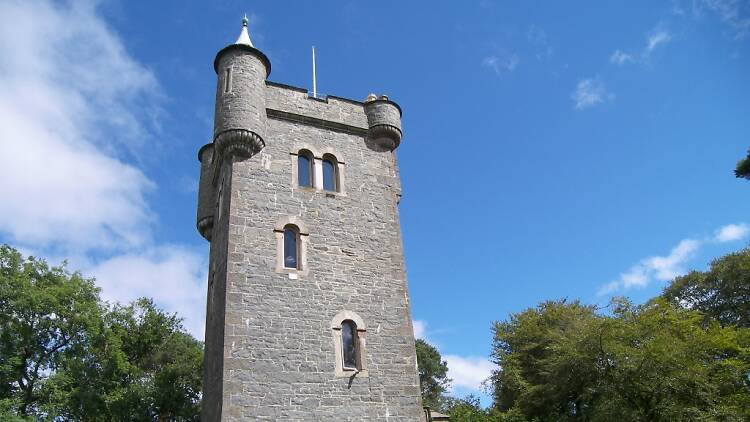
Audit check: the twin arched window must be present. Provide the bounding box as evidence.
[297,150,339,192]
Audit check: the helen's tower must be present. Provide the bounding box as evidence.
[196,19,424,421]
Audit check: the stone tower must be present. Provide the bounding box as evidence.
[196,18,424,421]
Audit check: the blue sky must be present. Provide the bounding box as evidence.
[1,0,749,402]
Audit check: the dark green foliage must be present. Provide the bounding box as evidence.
[416,338,451,411]
[0,245,203,421]
[661,248,750,327]
[490,298,750,421]
[0,244,102,417]
[735,149,750,179]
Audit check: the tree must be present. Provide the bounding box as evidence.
[661,248,750,327]
[44,299,203,421]
[0,245,203,421]
[0,244,102,416]
[415,338,451,411]
[735,148,750,179]
[490,298,750,421]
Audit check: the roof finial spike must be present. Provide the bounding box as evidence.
[235,14,254,47]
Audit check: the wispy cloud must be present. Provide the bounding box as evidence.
[527,25,553,60]
[599,223,749,295]
[571,78,613,110]
[609,24,673,66]
[714,223,749,242]
[646,28,673,54]
[610,50,635,65]
[482,52,520,75]
[695,0,750,39]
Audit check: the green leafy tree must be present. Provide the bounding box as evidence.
[661,248,750,327]
[0,244,102,417]
[44,299,203,421]
[416,338,451,411]
[445,395,490,422]
[735,148,750,179]
[490,298,750,421]
[0,245,203,421]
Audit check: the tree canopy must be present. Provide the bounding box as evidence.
[416,338,451,411]
[661,248,750,328]
[735,148,750,179]
[0,245,203,421]
[490,298,750,421]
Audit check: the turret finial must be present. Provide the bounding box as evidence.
[235,14,254,47]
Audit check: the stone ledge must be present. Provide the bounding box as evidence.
[267,109,368,136]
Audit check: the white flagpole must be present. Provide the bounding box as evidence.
[312,46,317,98]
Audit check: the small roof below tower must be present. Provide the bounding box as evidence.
[235,15,254,47]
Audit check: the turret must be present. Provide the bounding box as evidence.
[196,17,270,241]
[364,93,403,150]
[196,143,215,240]
[212,15,270,160]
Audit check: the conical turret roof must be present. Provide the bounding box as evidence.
[235,15,253,47]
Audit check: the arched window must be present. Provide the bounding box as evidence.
[297,150,313,188]
[341,320,358,370]
[283,225,299,269]
[330,311,367,377]
[322,154,338,192]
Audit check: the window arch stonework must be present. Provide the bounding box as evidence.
[330,310,368,377]
[290,145,346,195]
[274,216,309,277]
[297,150,314,188]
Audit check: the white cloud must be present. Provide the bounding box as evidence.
[88,246,208,339]
[571,78,612,110]
[444,355,497,392]
[413,320,496,395]
[0,0,160,253]
[482,53,519,75]
[599,238,700,295]
[0,1,211,339]
[647,239,700,281]
[714,223,749,242]
[413,320,427,340]
[646,28,673,54]
[599,222,749,295]
[610,50,634,65]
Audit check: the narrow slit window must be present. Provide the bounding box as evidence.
[341,320,358,369]
[224,68,232,93]
[283,226,298,269]
[298,151,313,187]
[322,157,337,192]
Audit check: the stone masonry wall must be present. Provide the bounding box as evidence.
[215,84,424,421]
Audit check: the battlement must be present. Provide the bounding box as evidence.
[265,81,369,134]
